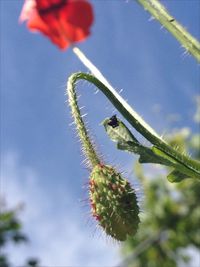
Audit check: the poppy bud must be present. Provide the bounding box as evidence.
[89,164,140,241]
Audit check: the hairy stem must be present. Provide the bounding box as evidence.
[67,72,200,179]
[136,0,200,62]
[67,75,100,168]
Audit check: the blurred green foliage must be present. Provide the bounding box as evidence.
[121,128,200,267]
[0,201,39,267]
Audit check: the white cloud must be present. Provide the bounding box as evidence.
[1,151,120,267]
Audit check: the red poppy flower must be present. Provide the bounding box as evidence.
[19,0,94,50]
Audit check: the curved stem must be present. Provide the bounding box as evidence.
[136,0,200,62]
[67,72,200,179]
[72,47,161,141]
[67,74,101,168]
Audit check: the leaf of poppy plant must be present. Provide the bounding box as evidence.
[102,115,194,182]
[102,116,173,165]
[167,170,190,183]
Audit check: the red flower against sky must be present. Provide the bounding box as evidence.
[20,0,94,50]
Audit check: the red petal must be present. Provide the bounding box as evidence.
[28,11,70,49]
[36,0,94,42]
[36,0,67,11]
[60,1,94,29]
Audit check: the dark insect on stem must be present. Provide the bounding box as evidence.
[108,115,119,128]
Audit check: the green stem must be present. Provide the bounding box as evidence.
[67,74,100,168]
[67,72,200,179]
[136,0,200,62]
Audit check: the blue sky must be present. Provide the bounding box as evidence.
[1,0,199,266]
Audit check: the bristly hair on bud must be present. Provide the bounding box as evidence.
[67,73,140,241]
[89,164,140,241]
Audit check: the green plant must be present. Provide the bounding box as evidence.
[67,73,200,183]
[120,128,200,267]
[136,0,200,62]
[67,71,140,241]
[65,1,200,241]
[19,0,200,242]
[0,201,39,267]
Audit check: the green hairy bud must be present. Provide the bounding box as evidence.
[89,164,140,241]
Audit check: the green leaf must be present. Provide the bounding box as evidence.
[117,142,171,165]
[167,170,190,183]
[153,147,200,180]
[103,116,175,165]
[103,116,200,182]
[152,147,179,165]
